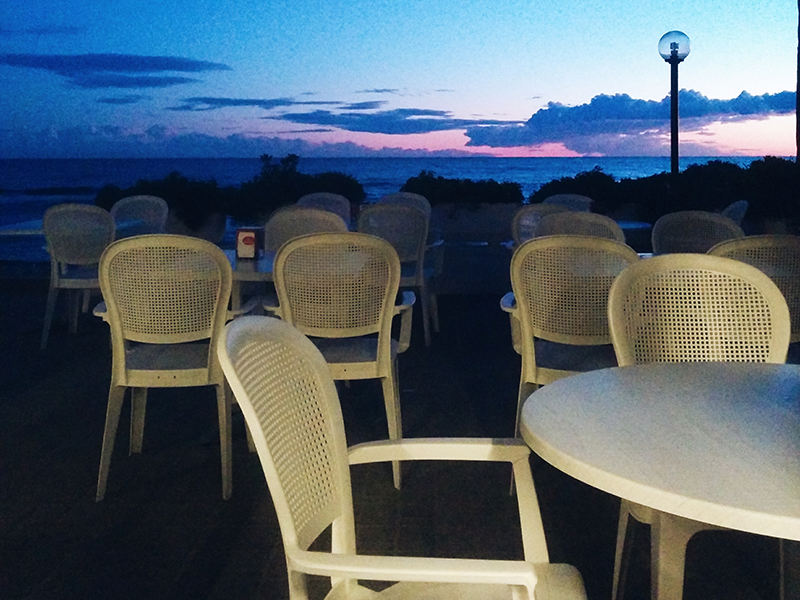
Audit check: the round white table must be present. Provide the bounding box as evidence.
[520,362,800,540]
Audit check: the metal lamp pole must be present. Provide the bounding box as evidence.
[659,31,690,180]
[667,50,682,178]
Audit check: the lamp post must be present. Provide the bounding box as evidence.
[659,31,690,179]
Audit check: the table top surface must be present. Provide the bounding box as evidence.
[520,362,800,541]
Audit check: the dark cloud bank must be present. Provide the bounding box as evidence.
[465,90,794,153]
[0,52,794,157]
[0,52,229,89]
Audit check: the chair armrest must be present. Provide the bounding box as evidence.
[348,437,549,563]
[500,292,522,355]
[286,548,539,595]
[93,301,108,322]
[261,295,282,317]
[426,237,445,276]
[348,437,530,464]
[500,291,516,313]
[394,290,416,353]
[227,296,261,320]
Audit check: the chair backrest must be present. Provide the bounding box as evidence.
[511,203,571,245]
[263,205,349,253]
[99,234,232,356]
[608,253,790,366]
[217,315,355,559]
[376,191,432,219]
[651,210,744,255]
[542,193,594,212]
[709,234,800,343]
[43,203,116,266]
[512,235,640,348]
[296,192,352,224]
[109,195,169,237]
[357,203,428,265]
[534,211,625,242]
[721,200,749,226]
[273,232,400,343]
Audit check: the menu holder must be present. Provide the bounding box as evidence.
[236,227,264,259]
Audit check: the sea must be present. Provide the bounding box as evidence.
[0,155,766,268]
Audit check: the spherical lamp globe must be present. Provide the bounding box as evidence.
[658,31,690,61]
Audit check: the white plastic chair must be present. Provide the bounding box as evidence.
[376,193,443,317]
[708,234,800,343]
[542,194,593,212]
[511,204,571,246]
[94,234,233,501]
[264,205,349,253]
[377,191,432,219]
[270,232,415,489]
[651,210,744,255]
[607,253,791,600]
[358,202,438,346]
[533,212,625,243]
[296,192,352,225]
[40,203,116,349]
[720,199,749,226]
[110,195,168,238]
[217,315,588,600]
[501,235,639,438]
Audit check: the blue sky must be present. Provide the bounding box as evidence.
[0,0,796,158]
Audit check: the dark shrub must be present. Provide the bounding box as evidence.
[96,171,230,230]
[526,158,799,230]
[529,167,619,214]
[232,154,364,221]
[743,156,800,224]
[401,170,522,207]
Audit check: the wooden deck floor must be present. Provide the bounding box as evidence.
[0,278,782,600]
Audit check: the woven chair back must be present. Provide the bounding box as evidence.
[357,203,428,264]
[512,235,639,346]
[709,234,800,343]
[609,253,790,365]
[273,232,400,339]
[44,203,115,266]
[264,205,348,253]
[296,192,352,223]
[651,210,744,254]
[376,192,432,219]
[110,195,168,236]
[534,212,625,243]
[511,203,571,245]
[99,234,231,346]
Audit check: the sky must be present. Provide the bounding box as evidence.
[0,0,796,159]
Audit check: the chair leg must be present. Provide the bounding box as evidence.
[651,512,696,600]
[510,379,539,493]
[129,388,147,454]
[613,502,635,600]
[40,286,59,350]
[216,383,233,500]
[245,422,256,452]
[68,289,80,334]
[232,389,256,452]
[780,539,800,600]
[96,385,127,501]
[380,367,403,490]
[430,288,439,333]
[419,281,432,347]
[81,289,91,313]
[514,380,539,439]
